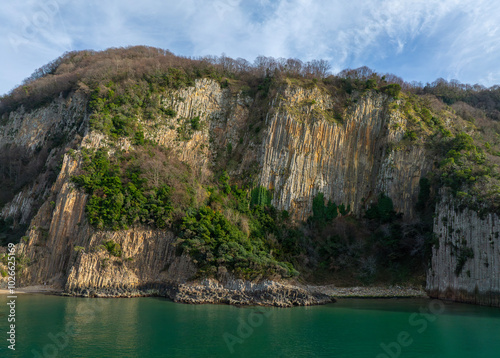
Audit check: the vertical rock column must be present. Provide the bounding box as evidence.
[427,193,500,306]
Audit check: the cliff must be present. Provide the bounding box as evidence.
[0,93,87,226]
[259,85,431,220]
[427,192,500,306]
[16,152,197,289]
[1,49,499,306]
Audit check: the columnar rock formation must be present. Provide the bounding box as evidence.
[427,193,500,306]
[259,86,431,220]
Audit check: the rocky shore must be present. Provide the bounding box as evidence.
[65,278,335,307]
[61,279,427,307]
[171,279,335,307]
[303,285,428,299]
[0,285,62,295]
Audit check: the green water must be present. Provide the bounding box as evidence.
[1,295,499,357]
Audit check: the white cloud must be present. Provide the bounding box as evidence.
[441,0,500,84]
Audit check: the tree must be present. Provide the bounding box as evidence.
[306,59,331,78]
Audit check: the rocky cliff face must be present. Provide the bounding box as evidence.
[259,86,431,220]
[0,94,87,225]
[427,192,500,306]
[1,77,496,306]
[7,80,230,291]
[15,153,196,289]
[1,79,262,298]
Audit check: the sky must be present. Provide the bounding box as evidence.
[1,0,500,95]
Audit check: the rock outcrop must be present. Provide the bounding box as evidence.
[65,276,334,307]
[427,192,500,306]
[259,86,431,220]
[170,278,334,307]
[0,93,87,225]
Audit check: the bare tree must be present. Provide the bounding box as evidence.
[305,59,331,78]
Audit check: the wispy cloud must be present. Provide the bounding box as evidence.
[1,0,500,94]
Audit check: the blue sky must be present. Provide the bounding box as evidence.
[1,0,500,95]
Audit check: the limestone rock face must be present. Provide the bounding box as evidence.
[0,93,87,150]
[427,193,500,306]
[15,151,197,290]
[0,94,87,224]
[4,79,244,293]
[259,87,430,220]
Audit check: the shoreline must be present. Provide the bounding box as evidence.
[0,284,428,300]
[0,285,63,295]
[304,285,428,299]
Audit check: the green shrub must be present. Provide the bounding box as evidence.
[381,83,401,97]
[218,171,231,194]
[72,148,177,230]
[310,192,339,227]
[164,108,177,117]
[190,116,201,130]
[365,79,377,89]
[420,108,433,124]
[404,130,417,141]
[250,186,272,207]
[450,133,475,152]
[438,132,494,200]
[133,131,145,145]
[365,194,395,223]
[88,85,143,140]
[103,240,122,257]
[177,206,297,279]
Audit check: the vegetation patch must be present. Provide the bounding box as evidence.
[438,132,500,209]
[72,145,194,230]
[103,240,123,258]
[177,206,297,279]
[175,180,303,279]
[452,242,474,276]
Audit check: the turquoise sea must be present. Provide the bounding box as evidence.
[1,294,499,357]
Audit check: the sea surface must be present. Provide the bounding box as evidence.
[1,294,499,357]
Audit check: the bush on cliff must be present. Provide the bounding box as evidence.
[365,194,396,223]
[176,206,297,279]
[438,131,500,210]
[380,83,401,98]
[176,180,302,279]
[103,240,123,257]
[72,146,195,230]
